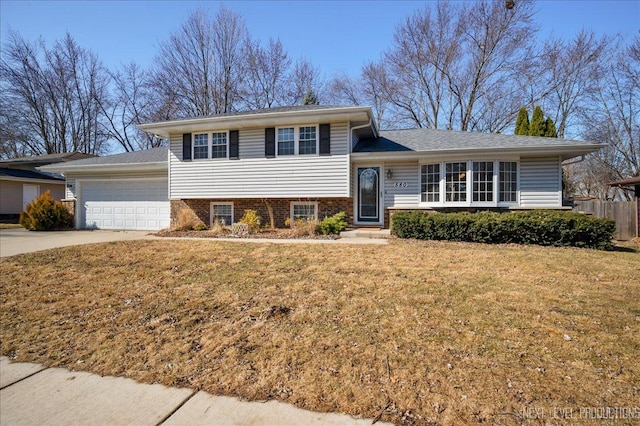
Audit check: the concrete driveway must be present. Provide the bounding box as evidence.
[0,228,154,257]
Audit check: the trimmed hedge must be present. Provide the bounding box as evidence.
[391,210,616,250]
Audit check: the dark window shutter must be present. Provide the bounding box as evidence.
[265,127,275,158]
[182,133,192,161]
[319,123,330,155]
[229,130,239,159]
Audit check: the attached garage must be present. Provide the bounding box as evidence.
[40,147,170,231]
[79,179,170,230]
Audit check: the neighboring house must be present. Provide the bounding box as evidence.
[43,105,605,231]
[0,152,94,220]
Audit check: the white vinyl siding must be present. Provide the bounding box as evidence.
[169,122,350,199]
[382,161,420,207]
[520,157,561,207]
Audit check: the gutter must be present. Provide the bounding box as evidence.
[39,161,167,174]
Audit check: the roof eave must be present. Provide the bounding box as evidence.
[138,106,374,138]
[351,144,606,160]
[40,162,167,174]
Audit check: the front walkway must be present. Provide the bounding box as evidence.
[0,357,390,426]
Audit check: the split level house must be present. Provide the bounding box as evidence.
[41,105,605,231]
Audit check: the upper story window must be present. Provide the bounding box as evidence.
[277,125,318,156]
[421,160,518,207]
[193,133,209,159]
[192,131,228,160]
[298,126,317,155]
[211,132,228,159]
[277,128,295,156]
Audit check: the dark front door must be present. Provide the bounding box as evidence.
[357,167,380,222]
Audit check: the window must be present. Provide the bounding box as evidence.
[211,132,228,159]
[473,161,494,202]
[193,133,208,159]
[445,162,467,202]
[210,202,233,226]
[499,162,518,202]
[421,164,440,203]
[290,202,318,221]
[277,128,295,155]
[421,160,518,206]
[276,126,318,156]
[298,126,317,155]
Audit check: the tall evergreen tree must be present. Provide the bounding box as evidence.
[529,106,546,136]
[544,116,557,137]
[302,89,319,105]
[514,108,530,135]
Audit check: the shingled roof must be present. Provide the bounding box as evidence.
[39,147,168,173]
[0,167,64,181]
[354,128,603,153]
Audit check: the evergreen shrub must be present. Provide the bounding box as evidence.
[391,210,615,250]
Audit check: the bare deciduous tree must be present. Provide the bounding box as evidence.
[151,6,247,118]
[0,31,109,155]
[242,38,291,109]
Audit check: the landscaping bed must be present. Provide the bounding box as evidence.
[154,228,339,240]
[1,240,638,425]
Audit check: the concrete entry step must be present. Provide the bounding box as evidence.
[340,228,391,239]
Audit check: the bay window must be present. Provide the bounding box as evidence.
[420,160,518,206]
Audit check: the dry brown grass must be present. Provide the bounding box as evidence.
[1,240,638,425]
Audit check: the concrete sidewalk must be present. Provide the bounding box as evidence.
[0,357,390,426]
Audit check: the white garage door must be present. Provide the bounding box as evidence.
[81,180,170,230]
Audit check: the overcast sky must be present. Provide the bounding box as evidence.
[1,1,639,79]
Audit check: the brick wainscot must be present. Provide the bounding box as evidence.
[171,198,353,228]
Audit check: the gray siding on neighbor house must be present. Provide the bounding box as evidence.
[65,170,168,200]
[169,122,351,199]
[519,156,562,207]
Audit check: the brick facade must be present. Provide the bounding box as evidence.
[61,199,76,228]
[171,198,353,228]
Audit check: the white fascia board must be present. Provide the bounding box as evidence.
[40,162,168,174]
[350,144,607,161]
[138,107,374,138]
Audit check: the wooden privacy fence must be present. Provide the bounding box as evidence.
[573,200,638,240]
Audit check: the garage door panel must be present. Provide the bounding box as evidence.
[81,180,169,231]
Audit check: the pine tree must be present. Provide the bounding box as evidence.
[544,116,557,137]
[302,89,319,105]
[514,108,530,135]
[529,106,546,136]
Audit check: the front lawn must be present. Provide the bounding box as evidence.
[1,240,638,425]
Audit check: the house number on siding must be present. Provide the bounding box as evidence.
[393,182,408,188]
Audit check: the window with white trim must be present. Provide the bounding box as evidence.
[298,126,317,155]
[211,202,233,226]
[290,202,318,221]
[277,128,295,155]
[276,126,318,156]
[193,133,208,159]
[211,132,228,159]
[421,164,440,203]
[472,161,494,202]
[499,162,518,202]
[420,160,519,207]
[445,162,467,202]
